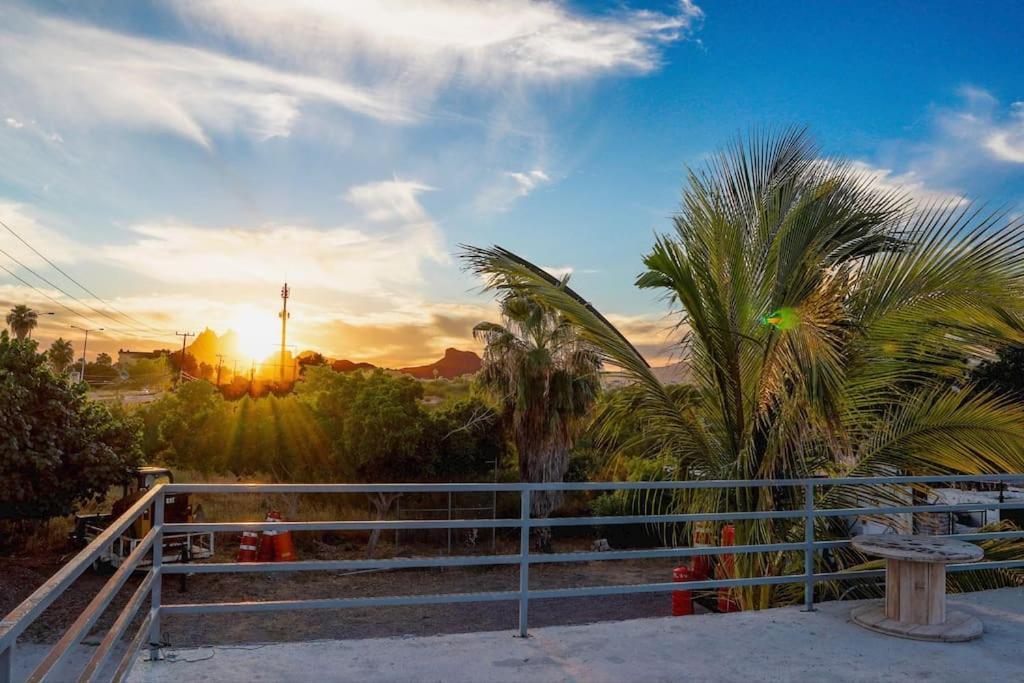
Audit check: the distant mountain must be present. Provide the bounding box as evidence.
[186,328,240,366]
[398,348,482,379]
[331,359,377,373]
[602,361,693,389]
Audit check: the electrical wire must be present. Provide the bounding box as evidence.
[0,245,163,339]
[0,260,93,328]
[0,217,171,335]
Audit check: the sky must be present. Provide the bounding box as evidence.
[1,0,1023,367]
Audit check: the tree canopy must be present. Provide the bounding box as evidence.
[0,332,143,520]
[6,305,38,340]
[47,337,75,374]
[470,288,600,548]
[464,128,1024,605]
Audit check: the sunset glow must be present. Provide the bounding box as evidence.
[229,307,278,361]
[0,3,1021,368]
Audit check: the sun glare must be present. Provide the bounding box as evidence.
[229,307,277,360]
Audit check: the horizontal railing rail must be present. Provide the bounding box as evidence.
[0,486,165,683]
[3,473,1024,682]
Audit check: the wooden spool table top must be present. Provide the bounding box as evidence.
[850,534,984,642]
[851,534,984,564]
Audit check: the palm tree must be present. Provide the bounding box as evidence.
[48,337,75,374]
[472,288,601,550]
[463,128,1024,605]
[6,305,38,340]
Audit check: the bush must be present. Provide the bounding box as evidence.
[589,493,664,549]
[0,332,143,521]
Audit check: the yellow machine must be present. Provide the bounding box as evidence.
[72,466,213,571]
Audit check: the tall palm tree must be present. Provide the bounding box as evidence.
[6,305,38,340]
[472,289,601,550]
[463,128,1024,604]
[48,337,75,374]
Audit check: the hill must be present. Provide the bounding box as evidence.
[602,361,692,389]
[186,328,240,366]
[331,359,377,373]
[398,348,482,379]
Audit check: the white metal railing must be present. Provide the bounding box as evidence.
[3,474,1024,682]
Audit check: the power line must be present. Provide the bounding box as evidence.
[0,260,93,328]
[0,217,170,335]
[0,247,161,341]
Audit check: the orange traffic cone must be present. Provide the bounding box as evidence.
[269,510,296,562]
[236,531,259,562]
[257,512,277,562]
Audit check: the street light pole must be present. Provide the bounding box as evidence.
[70,325,103,383]
[27,311,55,339]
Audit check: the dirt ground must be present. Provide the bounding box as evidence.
[1,535,707,649]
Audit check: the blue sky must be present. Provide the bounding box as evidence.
[1,0,1022,366]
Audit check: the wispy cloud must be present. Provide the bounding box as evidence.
[507,170,551,196]
[0,2,703,151]
[605,312,682,366]
[101,178,446,292]
[928,87,1024,167]
[542,265,574,279]
[870,87,1024,198]
[0,7,411,149]
[474,168,554,211]
[0,200,79,267]
[343,178,437,224]
[171,0,703,88]
[959,90,1024,164]
[842,160,967,207]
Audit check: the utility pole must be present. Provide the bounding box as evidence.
[175,331,195,384]
[70,324,103,383]
[279,282,290,383]
[215,354,224,386]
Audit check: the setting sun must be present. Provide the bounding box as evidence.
[229,307,277,361]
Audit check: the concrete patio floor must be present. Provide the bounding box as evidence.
[129,588,1024,683]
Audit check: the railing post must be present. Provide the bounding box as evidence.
[1,642,13,683]
[149,490,165,660]
[518,488,531,638]
[803,481,816,612]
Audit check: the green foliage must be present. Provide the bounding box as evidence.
[47,337,75,374]
[471,289,601,525]
[971,344,1024,399]
[425,398,506,480]
[464,128,1024,605]
[0,332,142,520]
[331,370,428,482]
[6,304,38,340]
[124,356,173,390]
[419,376,473,406]
[84,360,118,385]
[139,366,503,484]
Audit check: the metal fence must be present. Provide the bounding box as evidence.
[3,474,1024,682]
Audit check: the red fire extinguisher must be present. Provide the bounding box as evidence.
[672,565,694,616]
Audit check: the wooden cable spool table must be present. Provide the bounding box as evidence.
[849,534,984,642]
